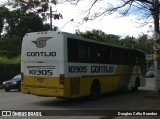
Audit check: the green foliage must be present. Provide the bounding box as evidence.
[0,56,20,64]
[0,50,9,56]
[0,56,20,83]
[76,29,121,45]
[0,7,50,57]
[7,0,57,13]
[6,0,62,21]
[0,35,22,57]
[4,9,50,37]
[0,6,9,38]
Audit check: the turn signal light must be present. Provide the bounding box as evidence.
[60,74,64,85]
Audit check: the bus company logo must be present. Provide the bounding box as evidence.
[32,37,52,48]
[37,78,45,83]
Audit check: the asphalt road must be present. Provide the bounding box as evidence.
[0,78,160,119]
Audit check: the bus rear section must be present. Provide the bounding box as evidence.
[21,31,146,99]
[21,31,66,97]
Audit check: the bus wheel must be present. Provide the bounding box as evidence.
[132,78,140,91]
[90,81,101,100]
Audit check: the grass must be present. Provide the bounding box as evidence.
[0,55,20,64]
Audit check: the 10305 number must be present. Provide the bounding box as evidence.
[29,69,53,76]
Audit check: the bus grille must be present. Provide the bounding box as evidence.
[70,77,80,96]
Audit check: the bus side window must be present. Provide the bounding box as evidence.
[87,45,91,62]
[128,52,133,65]
[90,43,96,63]
[96,46,102,62]
[90,44,104,63]
[67,38,77,62]
[119,49,124,64]
[105,47,109,64]
[101,46,106,63]
[112,48,118,64]
[136,57,139,64]
[123,50,128,65]
[77,41,88,62]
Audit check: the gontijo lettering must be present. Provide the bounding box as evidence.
[91,66,114,73]
[68,65,114,73]
[27,52,56,57]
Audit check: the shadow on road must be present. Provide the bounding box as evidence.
[1,89,20,93]
[31,89,155,108]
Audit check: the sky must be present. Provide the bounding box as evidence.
[0,0,153,38]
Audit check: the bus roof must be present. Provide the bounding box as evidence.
[24,31,144,54]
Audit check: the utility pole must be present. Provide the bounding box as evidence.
[152,0,160,94]
[50,6,52,31]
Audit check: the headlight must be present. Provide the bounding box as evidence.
[13,82,17,84]
[3,82,6,85]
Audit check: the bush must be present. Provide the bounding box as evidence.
[0,56,20,84]
[0,56,20,64]
[0,50,10,56]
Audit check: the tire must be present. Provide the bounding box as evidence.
[5,88,10,92]
[132,79,139,91]
[90,81,101,100]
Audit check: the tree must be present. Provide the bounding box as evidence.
[6,0,63,21]
[136,34,153,53]
[120,36,135,48]
[76,29,121,45]
[7,0,57,13]
[0,6,50,37]
[76,29,107,42]
[0,0,63,57]
[0,7,9,38]
[62,0,155,25]
[0,35,22,57]
[0,4,53,57]
[0,7,51,57]
[6,11,50,37]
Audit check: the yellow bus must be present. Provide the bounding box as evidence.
[21,31,146,99]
